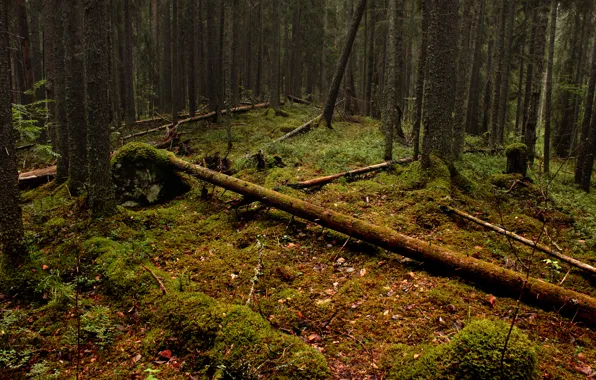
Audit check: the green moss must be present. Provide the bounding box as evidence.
[264,167,295,189]
[385,319,537,380]
[489,173,524,189]
[111,142,173,168]
[505,143,528,157]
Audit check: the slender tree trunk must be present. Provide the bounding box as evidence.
[16,0,33,104]
[365,0,376,116]
[271,0,282,114]
[522,7,536,139]
[84,0,116,217]
[453,0,473,158]
[206,0,221,120]
[421,0,459,168]
[394,0,405,138]
[382,0,398,161]
[230,0,240,107]
[171,0,179,124]
[162,0,172,112]
[0,0,26,269]
[489,0,506,148]
[63,0,87,195]
[497,0,515,145]
[579,89,596,192]
[188,0,196,116]
[575,38,596,186]
[322,0,367,128]
[465,0,486,136]
[412,0,430,159]
[543,0,557,175]
[29,0,43,102]
[124,0,135,129]
[514,9,527,136]
[481,38,494,135]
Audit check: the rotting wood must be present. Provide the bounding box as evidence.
[142,146,596,326]
[18,165,56,189]
[289,157,414,189]
[122,103,270,141]
[287,94,319,108]
[443,205,596,275]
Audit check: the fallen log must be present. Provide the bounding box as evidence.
[119,144,596,326]
[443,206,596,275]
[289,157,414,189]
[287,95,319,108]
[18,165,56,189]
[122,103,270,141]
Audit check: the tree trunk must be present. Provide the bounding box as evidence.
[16,0,33,104]
[63,0,88,195]
[270,0,281,113]
[382,0,398,161]
[124,0,135,130]
[489,0,506,149]
[84,0,117,217]
[421,0,458,168]
[0,0,26,269]
[171,0,179,124]
[465,0,486,136]
[497,0,515,145]
[321,0,367,129]
[230,0,240,107]
[29,0,44,103]
[575,37,596,189]
[364,0,376,116]
[187,0,196,117]
[514,9,527,136]
[162,0,172,112]
[206,0,221,120]
[481,38,493,135]
[543,0,557,175]
[453,0,473,158]
[412,0,430,159]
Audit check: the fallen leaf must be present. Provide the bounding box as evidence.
[359,268,367,277]
[574,364,592,376]
[414,353,422,359]
[308,334,322,343]
[158,349,172,359]
[132,354,141,363]
[42,265,49,270]
[488,294,496,308]
[286,243,297,249]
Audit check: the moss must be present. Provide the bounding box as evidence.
[489,173,524,189]
[397,158,451,199]
[385,319,537,380]
[150,292,330,378]
[264,167,296,189]
[505,143,528,157]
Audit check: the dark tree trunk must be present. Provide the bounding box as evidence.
[230,0,240,107]
[162,0,172,112]
[206,0,221,120]
[481,38,494,135]
[489,0,506,148]
[465,0,486,136]
[497,0,515,145]
[123,0,135,129]
[321,0,367,128]
[453,0,473,158]
[575,38,596,187]
[84,0,116,217]
[421,0,459,168]
[412,0,430,159]
[0,0,26,269]
[521,7,536,139]
[16,0,33,104]
[394,0,405,138]
[171,0,179,124]
[506,144,528,177]
[29,0,44,102]
[579,92,596,192]
[187,0,196,116]
[270,0,281,113]
[63,0,87,195]
[514,8,527,136]
[543,0,557,175]
[523,0,548,161]
[382,0,398,161]
[364,0,376,116]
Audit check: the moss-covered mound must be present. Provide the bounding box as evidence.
[111,143,191,206]
[87,237,330,379]
[385,319,537,380]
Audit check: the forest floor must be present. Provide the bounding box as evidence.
[3,103,596,379]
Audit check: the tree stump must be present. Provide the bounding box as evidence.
[505,143,528,177]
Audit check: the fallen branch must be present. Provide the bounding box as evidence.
[118,144,596,326]
[122,103,270,141]
[18,165,56,189]
[246,239,264,306]
[287,95,319,108]
[142,264,168,295]
[288,157,414,189]
[443,205,596,275]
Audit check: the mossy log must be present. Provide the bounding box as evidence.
[444,206,596,275]
[289,157,414,189]
[122,103,270,141]
[109,144,596,325]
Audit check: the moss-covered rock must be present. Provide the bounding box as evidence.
[385,319,537,380]
[111,143,191,205]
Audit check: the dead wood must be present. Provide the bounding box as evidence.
[443,205,596,275]
[142,264,168,295]
[289,157,414,189]
[287,94,320,108]
[122,103,270,141]
[18,165,56,189]
[137,146,596,326]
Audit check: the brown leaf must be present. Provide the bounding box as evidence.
[488,294,496,308]
[574,364,592,376]
[42,265,49,271]
[308,333,322,343]
[158,349,172,359]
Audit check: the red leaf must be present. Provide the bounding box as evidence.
[158,349,172,359]
[488,294,496,308]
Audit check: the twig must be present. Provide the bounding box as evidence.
[246,238,265,306]
[142,265,168,295]
[559,269,571,285]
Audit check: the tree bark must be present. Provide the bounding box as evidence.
[230,0,240,107]
[187,0,197,117]
[364,0,376,116]
[270,0,282,114]
[16,0,33,104]
[124,0,136,130]
[321,0,367,128]
[84,0,117,217]
[63,0,88,195]
[162,0,172,112]
[130,144,596,326]
[497,0,515,145]
[412,0,430,159]
[543,0,557,175]
[453,0,473,158]
[171,0,179,125]
[489,0,506,149]
[0,0,26,269]
[576,38,596,191]
[421,0,458,168]
[465,0,486,136]
[382,0,398,161]
[206,0,221,121]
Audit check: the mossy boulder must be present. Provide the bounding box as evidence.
[111,143,191,206]
[385,319,537,380]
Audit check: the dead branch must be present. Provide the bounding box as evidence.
[142,264,168,295]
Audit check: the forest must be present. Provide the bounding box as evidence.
[2,0,596,378]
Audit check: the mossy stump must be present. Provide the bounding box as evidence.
[111,143,191,206]
[505,143,528,177]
